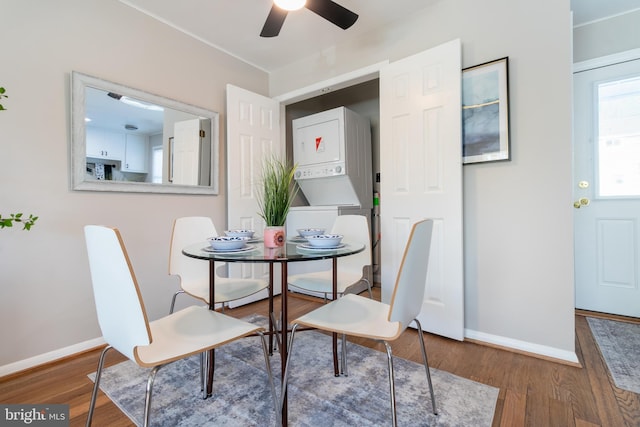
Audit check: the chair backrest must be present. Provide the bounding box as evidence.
[169,216,217,284]
[388,219,434,330]
[84,225,151,361]
[331,215,372,272]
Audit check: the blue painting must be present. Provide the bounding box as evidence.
[462,58,510,164]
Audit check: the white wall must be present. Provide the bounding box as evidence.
[1,0,580,372]
[573,10,640,63]
[0,0,268,373]
[270,0,576,361]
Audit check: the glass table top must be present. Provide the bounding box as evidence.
[182,239,364,263]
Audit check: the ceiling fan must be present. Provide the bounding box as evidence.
[260,0,359,37]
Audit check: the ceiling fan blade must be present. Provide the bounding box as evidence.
[260,5,288,37]
[305,0,359,30]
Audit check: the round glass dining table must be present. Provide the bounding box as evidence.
[182,239,364,426]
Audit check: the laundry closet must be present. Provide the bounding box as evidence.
[284,79,381,284]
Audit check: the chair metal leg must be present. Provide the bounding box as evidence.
[143,365,164,427]
[199,353,205,395]
[414,319,438,415]
[270,311,282,354]
[169,290,185,314]
[257,331,281,426]
[279,323,300,411]
[364,278,373,299]
[86,345,112,427]
[340,333,349,376]
[383,341,398,427]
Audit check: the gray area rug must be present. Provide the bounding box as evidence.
[89,315,498,426]
[587,317,640,394]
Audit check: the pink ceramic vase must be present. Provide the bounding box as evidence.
[263,226,285,248]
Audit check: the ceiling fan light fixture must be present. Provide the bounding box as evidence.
[274,0,306,11]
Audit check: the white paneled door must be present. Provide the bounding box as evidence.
[380,39,464,340]
[172,119,201,185]
[573,58,640,317]
[226,84,283,307]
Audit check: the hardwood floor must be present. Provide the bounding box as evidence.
[1,289,639,426]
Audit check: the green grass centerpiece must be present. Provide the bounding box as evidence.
[257,156,298,247]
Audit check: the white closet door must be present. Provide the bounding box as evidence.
[226,84,283,307]
[380,39,464,340]
[172,119,201,185]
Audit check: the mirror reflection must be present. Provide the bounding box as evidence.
[71,72,219,195]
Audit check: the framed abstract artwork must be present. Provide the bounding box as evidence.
[462,57,510,164]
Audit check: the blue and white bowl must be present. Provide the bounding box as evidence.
[297,228,325,238]
[224,229,255,239]
[208,236,249,251]
[305,234,343,248]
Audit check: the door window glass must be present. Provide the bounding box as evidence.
[597,76,640,197]
[151,146,163,183]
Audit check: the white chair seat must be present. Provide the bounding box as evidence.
[288,270,365,296]
[293,293,401,340]
[136,305,263,367]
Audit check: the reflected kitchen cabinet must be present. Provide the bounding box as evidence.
[123,134,148,173]
[86,127,125,161]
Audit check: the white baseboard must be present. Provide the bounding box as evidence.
[464,328,580,365]
[0,337,105,378]
[1,328,580,377]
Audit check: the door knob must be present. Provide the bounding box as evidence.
[573,197,590,209]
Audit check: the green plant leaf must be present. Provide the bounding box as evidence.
[256,156,298,227]
[0,213,38,230]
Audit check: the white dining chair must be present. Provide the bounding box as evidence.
[168,216,268,313]
[281,219,437,426]
[84,225,279,427]
[288,214,373,301]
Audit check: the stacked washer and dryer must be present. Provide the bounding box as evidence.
[286,106,373,297]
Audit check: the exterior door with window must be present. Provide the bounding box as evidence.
[574,57,640,317]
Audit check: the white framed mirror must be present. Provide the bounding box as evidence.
[71,71,219,195]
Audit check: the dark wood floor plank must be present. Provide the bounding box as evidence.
[549,396,575,427]
[613,386,640,427]
[499,389,526,427]
[574,419,601,427]
[575,315,627,426]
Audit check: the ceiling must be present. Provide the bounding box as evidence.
[120,0,639,73]
[118,0,435,72]
[94,0,639,135]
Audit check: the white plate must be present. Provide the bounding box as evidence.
[297,243,346,251]
[203,244,256,254]
[289,236,308,243]
[246,237,262,243]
